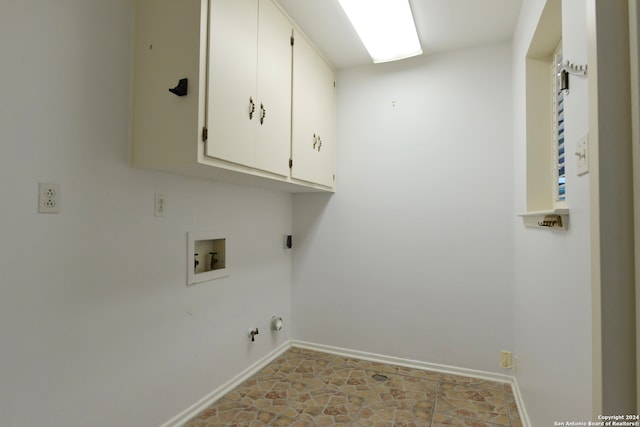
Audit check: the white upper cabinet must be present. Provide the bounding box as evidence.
[131,0,335,192]
[132,0,207,170]
[206,0,291,177]
[291,30,336,188]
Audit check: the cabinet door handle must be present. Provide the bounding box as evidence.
[249,97,256,120]
[317,136,322,152]
[312,133,318,149]
[260,103,266,125]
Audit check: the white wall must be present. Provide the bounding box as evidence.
[293,43,515,373]
[0,0,603,424]
[0,1,292,426]
[588,0,636,413]
[512,0,592,423]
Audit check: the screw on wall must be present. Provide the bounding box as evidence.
[38,183,60,214]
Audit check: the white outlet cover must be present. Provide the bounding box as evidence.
[576,134,589,176]
[154,193,166,217]
[38,182,60,214]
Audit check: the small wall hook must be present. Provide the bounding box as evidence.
[561,61,588,76]
[169,78,188,97]
[249,328,259,342]
[538,215,563,228]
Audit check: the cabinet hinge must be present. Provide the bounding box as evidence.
[290,35,294,46]
[289,158,293,168]
[202,127,208,142]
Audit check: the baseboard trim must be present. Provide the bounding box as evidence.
[160,341,291,427]
[292,340,531,427]
[511,376,533,427]
[292,340,512,383]
[161,339,531,427]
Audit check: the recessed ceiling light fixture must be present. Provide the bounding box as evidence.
[337,0,422,63]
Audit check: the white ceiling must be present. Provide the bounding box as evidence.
[276,0,523,69]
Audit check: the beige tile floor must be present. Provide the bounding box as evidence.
[184,347,523,427]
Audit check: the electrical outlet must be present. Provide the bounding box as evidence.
[154,193,166,217]
[38,182,60,214]
[500,350,513,369]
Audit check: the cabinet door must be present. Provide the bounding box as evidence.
[291,31,336,187]
[314,57,336,186]
[206,0,258,166]
[254,0,292,176]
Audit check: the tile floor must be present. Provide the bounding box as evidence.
[184,347,523,427]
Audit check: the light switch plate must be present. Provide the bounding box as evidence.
[576,134,589,176]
